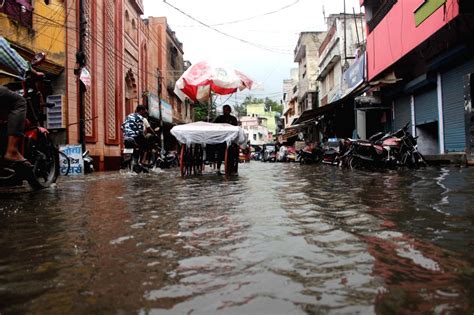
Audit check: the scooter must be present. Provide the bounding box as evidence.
[0,52,59,190]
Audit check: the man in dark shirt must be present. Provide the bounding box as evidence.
[213,105,238,174]
[214,104,238,126]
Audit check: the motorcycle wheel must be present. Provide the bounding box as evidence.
[349,156,362,170]
[414,152,427,167]
[26,137,59,190]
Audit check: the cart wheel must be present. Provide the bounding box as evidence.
[230,145,238,175]
[180,145,186,176]
[186,145,193,175]
[193,144,203,175]
[224,144,229,176]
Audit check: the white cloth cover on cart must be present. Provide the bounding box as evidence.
[171,122,248,146]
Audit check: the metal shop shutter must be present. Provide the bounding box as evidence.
[414,88,438,125]
[442,58,474,152]
[393,94,411,131]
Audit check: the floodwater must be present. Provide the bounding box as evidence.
[0,163,473,314]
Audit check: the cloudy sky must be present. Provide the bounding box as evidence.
[143,0,363,105]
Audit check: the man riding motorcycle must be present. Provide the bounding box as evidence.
[122,105,154,149]
[121,104,157,170]
[0,36,29,169]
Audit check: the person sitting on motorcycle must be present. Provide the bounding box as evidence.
[121,105,155,162]
[0,37,29,167]
[213,104,238,175]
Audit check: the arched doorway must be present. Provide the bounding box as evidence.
[125,68,137,115]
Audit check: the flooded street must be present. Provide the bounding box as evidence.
[1,163,473,314]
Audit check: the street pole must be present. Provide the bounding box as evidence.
[157,69,164,149]
[77,0,86,152]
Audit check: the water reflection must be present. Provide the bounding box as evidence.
[0,163,473,314]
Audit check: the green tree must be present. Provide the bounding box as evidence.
[264,97,282,114]
[193,100,217,122]
[233,103,247,117]
[240,96,282,114]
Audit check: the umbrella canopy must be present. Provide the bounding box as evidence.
[174,61,253,102]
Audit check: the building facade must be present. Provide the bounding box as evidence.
[147,17,191,126]
[290,13,366,143]
[294,32,326,114]
[240,115,270,146]
[63,1,190,170]
[246,102,279,137]
[361,0,474,160]
[0,0,66,142]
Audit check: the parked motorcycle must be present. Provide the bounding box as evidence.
[239,146,251,163]
[262,144,276,162]
[82,150,94,173]
[276,146,288,162]
[0,52,59,189]
[251,150,262,161]
[286,146,297,162]
[340,122,427,169]
[151,147,179,169]
[297,144,323,165]
[321,138,342,166]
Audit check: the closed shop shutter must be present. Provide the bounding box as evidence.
[414,88,438,125]
[442,58,474,152]
[393,94,411,131]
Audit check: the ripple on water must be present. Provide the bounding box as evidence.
[0,165,473,313]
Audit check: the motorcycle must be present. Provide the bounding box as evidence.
[262,144,276,162]
[286,146,297,162]
[321,138,342,166]
[297,144,323,165]
[82,150,94,174]
[151,146,179,169]
[276,146,288,162]
[340,123,427,169]
[120,138,147,173]
[0,52,59,190]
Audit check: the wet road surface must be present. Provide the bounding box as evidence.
[1,163,473,314]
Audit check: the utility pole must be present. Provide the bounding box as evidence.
[76,0,87,152]
[157,69,164,149]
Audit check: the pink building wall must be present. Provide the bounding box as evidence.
[364,0,459,80]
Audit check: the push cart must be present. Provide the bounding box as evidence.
[170,122,248,177]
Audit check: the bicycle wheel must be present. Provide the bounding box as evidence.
[58,150,71,176]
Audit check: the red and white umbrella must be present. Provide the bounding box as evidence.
[174,61,253,102]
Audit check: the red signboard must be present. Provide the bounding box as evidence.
[365,0,459,81]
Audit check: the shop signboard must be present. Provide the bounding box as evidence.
[148,93,173,123]
[342,53,366,97]
[59,144,84,175]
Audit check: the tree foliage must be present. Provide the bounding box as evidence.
[193,100,216,122]
[240,96,282,114]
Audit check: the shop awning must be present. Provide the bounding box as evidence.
[280,128,298,141]
[292,82,369,126]
[292,98,344,125]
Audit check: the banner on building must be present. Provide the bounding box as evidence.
[342,53,366,97]
[148,93,173,123]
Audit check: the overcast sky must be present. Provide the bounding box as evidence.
[143,0,363,106]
